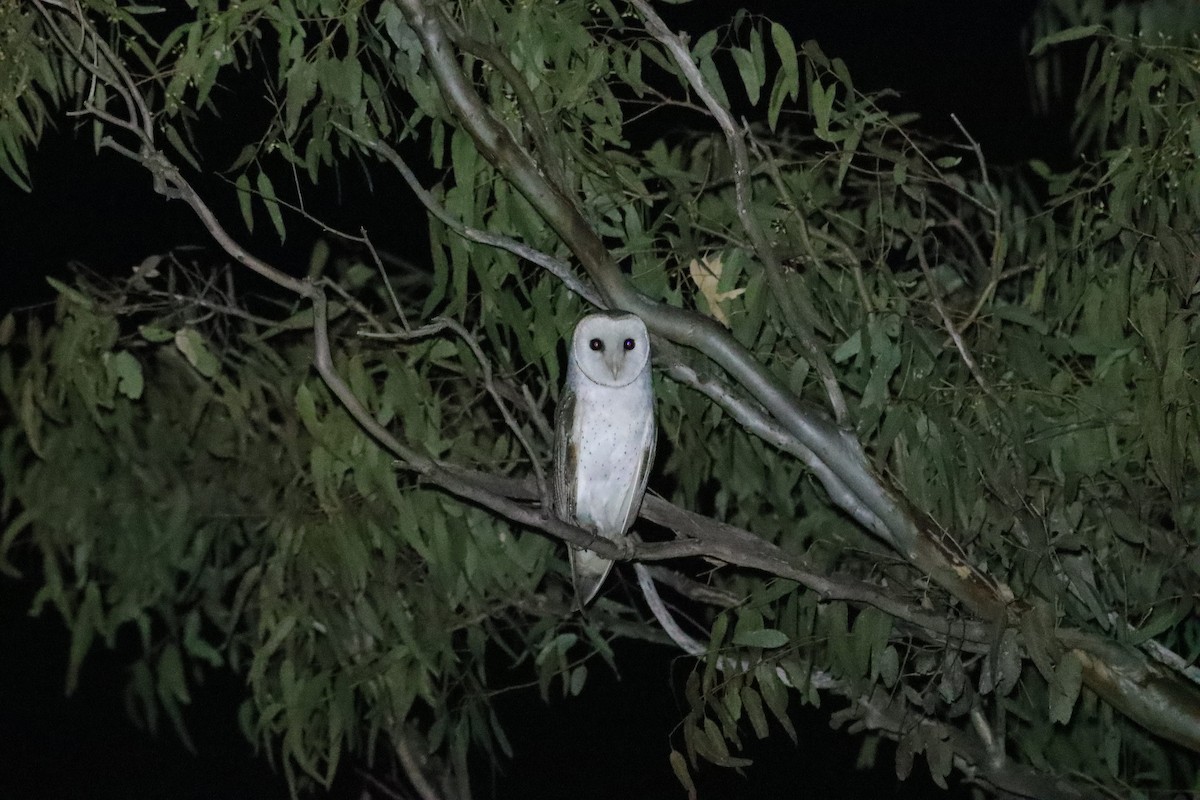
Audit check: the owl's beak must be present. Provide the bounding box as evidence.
[604,352,623,381]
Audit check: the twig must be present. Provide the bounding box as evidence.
[34,0,151,139]
[439,13,566,188]
[629,0,849,423]
[915,233,1003,408]
[653,340,890,541]
[750,135,875,315]
[144,289,281,328]
[638,564,740,607]
[519,383,555,445]
[1107,611,1200,686]
[356,767,418,800]
[843,687,1090,800]
[362,318,550,508]
[394,730,446,800]
[636,565,1088,800]
[362,226,412,331]
[634,562,838,687]
[334,123,603,308]
[949,113,1004,337]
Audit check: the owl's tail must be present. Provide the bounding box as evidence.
[569,545,615,607]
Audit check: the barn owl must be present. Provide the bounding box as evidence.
[553,311,657,606]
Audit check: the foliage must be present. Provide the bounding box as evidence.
[1,1,1199,798]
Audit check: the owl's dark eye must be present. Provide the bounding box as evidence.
[589,338,604,351]
[623,338,636,351]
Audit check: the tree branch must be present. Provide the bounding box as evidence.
[628,0,848,423]
[334,124,602,308]
[834,687,1095,800]
[361,317,550,508]
[635,567,1090,800]
[394,729,449,800]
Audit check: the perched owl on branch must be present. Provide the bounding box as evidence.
[553,312,657,606]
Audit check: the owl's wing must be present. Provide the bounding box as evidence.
[551,384,577,523]
[554,385,611,606]
[616,409,657,537]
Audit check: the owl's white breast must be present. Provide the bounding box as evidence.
[568,375,654,535]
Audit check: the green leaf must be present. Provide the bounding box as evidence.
[811,80,835,141]
[46,277,93,308]
[0,510,34,578]
[157,643,191,704]
[0,140,32,191]
[741,685,769,739]
[770,22,798,99]
[996,627,1021,697]
[731,47,762,105]
[1029,24,1104,56]
[755,664,795,742]
[698,56,729,109]
[669,750,697,800]
[174,328,220,378]
[138,324,175,343]
[66,582,102,694]
[926,731,952,789]
[163,124,201,171]
[879,645,900,688]
[767,71,788,131]
[107,350,144,400]
[183,610,223,668]
[691,30,718,61]
[568,664,588,696]
[1049,650,1084,724]
[250,614,297,684]
[235,173,254,233]
[729,48,758,108]
[256,170,287,242]
[732,628,789,649]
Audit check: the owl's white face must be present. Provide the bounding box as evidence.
[570,312,651,388]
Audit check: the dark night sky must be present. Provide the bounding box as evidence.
[0,2,1053,798]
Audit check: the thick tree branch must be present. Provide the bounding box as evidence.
[452,470,989,650]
